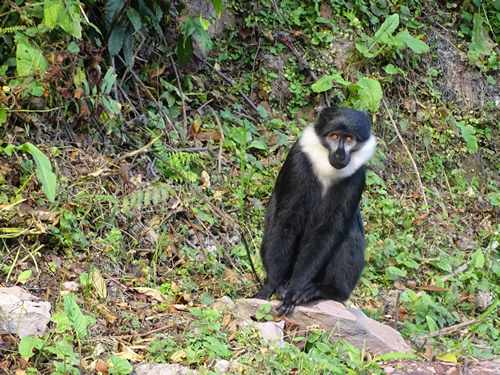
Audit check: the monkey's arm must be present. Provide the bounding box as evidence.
[277,169,366,315]
[255,149,310,300]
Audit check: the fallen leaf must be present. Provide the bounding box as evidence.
[192,118,201,134]
[148,65,166,80]
[200,170,210,187]
[223,268,241,285]
[113,346,143,362]
[196,131,221,141]
[73,87,84,99]
[95,359,108,374]
[133,287,168,303]
[436,353,458,363]
[263,30,274,42]
[171,349,186,362]
[91,268,107,299]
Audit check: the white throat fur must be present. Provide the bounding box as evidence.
[299,126,377,191]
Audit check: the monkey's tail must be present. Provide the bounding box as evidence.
[241,230,262,287]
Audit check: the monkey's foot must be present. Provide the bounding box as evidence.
[276,284,322,316]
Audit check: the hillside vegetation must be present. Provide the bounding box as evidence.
[0,0,498,373]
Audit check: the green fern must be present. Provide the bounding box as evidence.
[94,195,120,218]
[153,141,199,183]
[122,184,171,216]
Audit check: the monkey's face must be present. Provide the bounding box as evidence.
[325,131,358,169]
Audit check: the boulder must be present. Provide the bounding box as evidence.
[0,286,51,338]
[235,298,410,355]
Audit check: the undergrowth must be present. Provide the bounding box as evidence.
[0,0,498,373]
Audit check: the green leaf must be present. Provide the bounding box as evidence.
[456,121,478,152]
[374,14,399,43]
[108,21,125,56]
[349,77,382,112]
[110,355,133,375]
[58,4,82,38]
[19,335,44,358]
[126,8,143,32]
[311,75,335,92]
[311,72,350,93]
[46,338,78,359]
[18,269,32,281]
[17,142,57,202]
[211,0,222,18]
[64,294,96,339]
[102,67,117,94]
[43,1,82,38]
[256,105,269,118]
[43,0,62,29]
[105,0,125,22]
[249,140,267,150]
[355,43,377,58]
[470,13,493,56]
[395,29,429,53]
[373,352,419,362]
[426,316,439,332]
[472,249,485,268]
[0,108,6,124]
[384,64,400,75]
[177,34,194,67]
[16,40,48,76]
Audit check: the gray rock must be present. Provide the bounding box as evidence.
[0,286,51,338]
[236,298,411,355]
[210,296,235,313]
[213,359,230,373]
[255,320,285,348]
[132,363,195,375]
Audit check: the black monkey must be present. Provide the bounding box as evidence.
[254,107,377,316]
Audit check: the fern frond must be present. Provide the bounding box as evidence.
[121,184,171,215]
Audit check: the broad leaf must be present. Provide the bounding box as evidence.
[18,142,57,202]
[105,0,125,22]
[350,77,382,112]
[395,29,429,53]
[43,0,62,29]
[16,41,48,76]
[19,336,44,358]
[108,20,125,56]
[374,14,399,43]
[177,34,194,67]
[211,0,222,18]
[64,294,96,339]
[311,72,350,93]
[456,121,478,152]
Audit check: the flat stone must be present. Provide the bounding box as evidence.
[0,286,51,338]
[236,298,411,355]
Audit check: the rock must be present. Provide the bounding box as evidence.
[213,359,230,373]
[63,281,80,291]
[235,298,410,355]
[132,363,195,375]
[255,320,285,348]
[210,296,235,313]
[0,286,51,338]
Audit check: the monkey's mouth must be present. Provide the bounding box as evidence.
[330,159,349,169]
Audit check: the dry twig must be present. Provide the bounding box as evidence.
[210,107,225,174]
[417,318,490,341]
[382,99,429,210]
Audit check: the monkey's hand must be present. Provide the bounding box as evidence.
[253,282,276,300]
[276,284,321,316]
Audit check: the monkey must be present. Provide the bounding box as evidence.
[254,106,377,316]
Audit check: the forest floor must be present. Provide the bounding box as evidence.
[0,0,499,374]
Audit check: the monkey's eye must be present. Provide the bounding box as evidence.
[346,136,353,142]
[332,134,339,140]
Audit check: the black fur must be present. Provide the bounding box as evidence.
[254,107,375,316]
